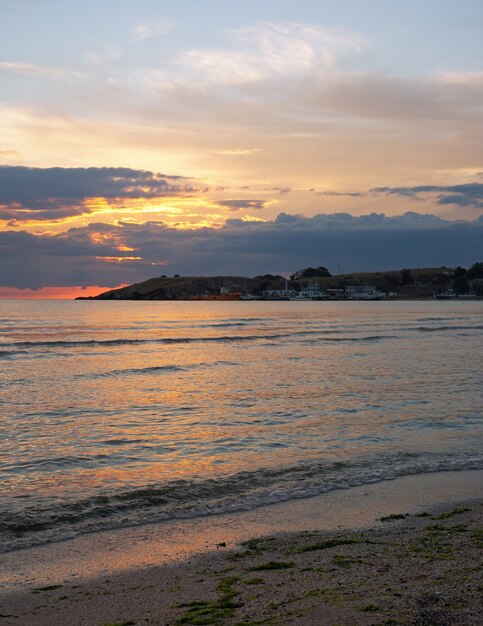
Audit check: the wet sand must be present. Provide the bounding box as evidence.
[0,470,481,625]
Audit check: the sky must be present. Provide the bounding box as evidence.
[0,0,482,297]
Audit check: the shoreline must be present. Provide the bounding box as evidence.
[0,469,481,624]
[75,296,483,301]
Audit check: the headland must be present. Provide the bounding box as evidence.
[76,263,483,301]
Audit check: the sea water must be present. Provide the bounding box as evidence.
[0,300,482,552]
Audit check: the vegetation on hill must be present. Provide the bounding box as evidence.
[290,266,332,279]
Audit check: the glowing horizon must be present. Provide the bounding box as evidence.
[0,285,129,300]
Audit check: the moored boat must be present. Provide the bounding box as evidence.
[190,287,242,300]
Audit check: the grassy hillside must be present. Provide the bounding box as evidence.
[89,275,259,300]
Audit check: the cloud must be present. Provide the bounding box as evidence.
[217,199,267,211]
[0,61,83,79]
[373,184,483,209]
[1,212,481,289]
[306,72,483,125]
[132,19,172,41]
[1,19,481,212]
[0,149,20,157]
[2,18,481,195]
[0,61,56,76]
[435,71,483,86]
[180,22,367,84]
[169,26,479,129]
[84,44,122,66]
[211,149,260,155]
[0,166,201,221]
[317,190,364,197]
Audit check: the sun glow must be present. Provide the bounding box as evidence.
[96,256,143,263]
[1,190,278,241]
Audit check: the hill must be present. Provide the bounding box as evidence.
[77,264,482,300]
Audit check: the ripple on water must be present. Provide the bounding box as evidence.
[0,300,481,552]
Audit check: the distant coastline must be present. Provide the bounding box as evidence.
[77,264,483,301]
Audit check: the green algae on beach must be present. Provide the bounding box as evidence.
[431,506,471,520]
[249,561,294,571]
[175,576,240,625]
[1,499,481,625]
[299,538,365,552]
[32,584,63,594]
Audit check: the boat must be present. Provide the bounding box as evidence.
[190,287,242,301]
[190,293,242,301]
[240,294,257,300]
[289,282,326,300]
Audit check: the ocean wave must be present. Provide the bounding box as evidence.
[2,452,125,473]
[3,333,290,350]
[311,335,399,343]
[74,364,187,380]
[416,317,467,322]
[0,350,18,358]
[196,319,269,328]
[416,324,483,332]
[4,323,480,353]
[0,330,383,353]
[1,451,481,553]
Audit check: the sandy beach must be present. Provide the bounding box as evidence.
[1,470,481,625]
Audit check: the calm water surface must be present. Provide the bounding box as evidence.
[0,300,482,551]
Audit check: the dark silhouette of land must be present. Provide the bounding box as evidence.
[77,264,483,300]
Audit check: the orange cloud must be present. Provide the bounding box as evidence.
[95,256,143,263]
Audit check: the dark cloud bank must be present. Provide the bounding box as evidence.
[374,184,483,209]
[0,166,197,220]
[1,212,482,290]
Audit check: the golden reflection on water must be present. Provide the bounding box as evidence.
[1,300,482,546]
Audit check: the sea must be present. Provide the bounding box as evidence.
[0,299,482,553]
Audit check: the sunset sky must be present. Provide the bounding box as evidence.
[1,0,482,297]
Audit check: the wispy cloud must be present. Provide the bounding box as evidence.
[317,190,364,197]
[132,19,172,41]
[211,149,260,156]
[85,44,122,66]
[180,22,367,84]
[0,61,83,79]
[435,71,483,85]
[0,149,20,157]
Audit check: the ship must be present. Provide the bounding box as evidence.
[289,282,328,300]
